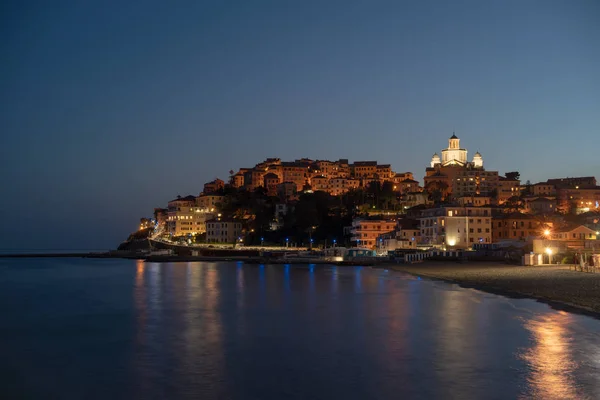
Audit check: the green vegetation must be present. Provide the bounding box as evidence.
[213,182,404,247]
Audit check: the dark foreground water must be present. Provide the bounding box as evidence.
[1,259,600,399]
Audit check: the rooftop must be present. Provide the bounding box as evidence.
[495,212,539,220]
[206,218,241,224]
[352,161,377,166]
[169,195,196,203]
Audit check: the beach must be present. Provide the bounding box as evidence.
[389,262,600,316]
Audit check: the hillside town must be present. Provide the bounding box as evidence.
[137,134,600,264]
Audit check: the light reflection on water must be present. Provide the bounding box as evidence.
[520,312,584,400]
[2,260,600,399]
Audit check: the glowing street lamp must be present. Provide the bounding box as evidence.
[545,247,553,264]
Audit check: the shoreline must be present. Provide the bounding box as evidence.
[385,262,600,319]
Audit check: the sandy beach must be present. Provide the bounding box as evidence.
[389,262,600,316]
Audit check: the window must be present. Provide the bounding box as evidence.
[477,228,482,233]
[469,228,474,233]
[486,228,490,233]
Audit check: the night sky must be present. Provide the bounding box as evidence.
[1,0,599,250]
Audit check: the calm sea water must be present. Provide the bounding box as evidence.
[1,259,599,400]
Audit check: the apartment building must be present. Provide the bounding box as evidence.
[350,218,396,248]
[492,212,545,242]
[282,162,308,191]
[419,205,492,249]
[452,170,499,198]
[497,176,520,204]
[205,218,243,243]
[195,194,223,210]
[166,195,215,236]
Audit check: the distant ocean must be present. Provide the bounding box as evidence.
[0,248,109,254]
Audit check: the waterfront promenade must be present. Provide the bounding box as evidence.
[390,262,600,315]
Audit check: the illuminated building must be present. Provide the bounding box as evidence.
[547,176,597,188]
[350,218,396,248]
[205,218,243,243]
[243,168,266,191]
[195,194,223,210]
[425,133,500,199]
[492,212,546,242]
[376,219,421,251]
[525,197,556,215]
[351,161,378,179]
[395,178,420,194]
[532,183,556,196]
[556,187,600,214]
[550,225,597,243]
[263,173,280,196]
[457,195,492,207]
[453,170,499,198]
[310,175,329,192]
[281,162,308,191]
[328,177,360,195]
[230,157,411,195]
[231,169,249,188]
[203,178,224,194]
[166,196,215,236]
[419,205,492,249]
[497,175,521,204]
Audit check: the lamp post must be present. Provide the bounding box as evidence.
[285,237,289,248]
[545,247,553,264]
[261,237,264,246]
[543,229,551,264]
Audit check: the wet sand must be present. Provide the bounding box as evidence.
[389,262,600,316]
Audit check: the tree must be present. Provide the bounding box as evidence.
[425,181,450,204]
[505,171,520,181]
[504,196,524,213]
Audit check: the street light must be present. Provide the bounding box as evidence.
[286,237,289,248]
[545,247,553,264]
[261,237,264,246]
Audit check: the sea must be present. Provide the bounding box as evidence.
[1,258,599,399]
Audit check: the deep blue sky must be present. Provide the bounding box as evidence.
[1,0,599,250]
